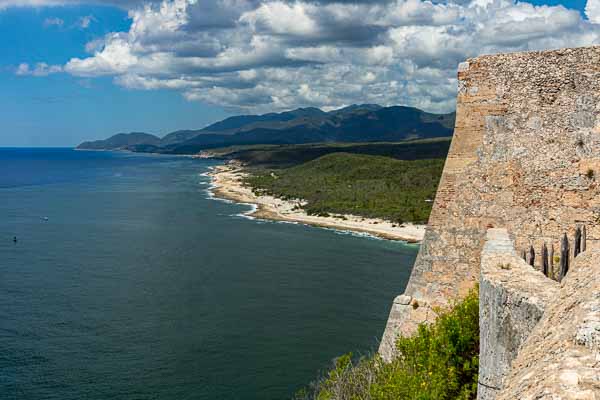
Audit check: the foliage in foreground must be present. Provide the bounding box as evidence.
[295,288,479,400]
[245,152,445,224]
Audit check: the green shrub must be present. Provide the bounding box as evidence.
[372,288,479,400]
[296,288,480,400]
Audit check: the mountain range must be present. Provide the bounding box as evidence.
[77,104,455,154]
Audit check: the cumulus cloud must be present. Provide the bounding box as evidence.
[586,0,600,23]
[13,0,600,113]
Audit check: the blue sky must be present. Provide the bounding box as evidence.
[0,0,596,146]
[530,0,586,9]
[1,4,229,146]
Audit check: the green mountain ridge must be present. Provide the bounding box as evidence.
[77,104,455,153]
[77,132,161,150]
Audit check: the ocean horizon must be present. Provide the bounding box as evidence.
[1,148,416,399]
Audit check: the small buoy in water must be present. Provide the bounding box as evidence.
[13,236,17,243]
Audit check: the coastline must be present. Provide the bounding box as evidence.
[206,162,426,243]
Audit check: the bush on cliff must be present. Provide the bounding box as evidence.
[296,288,479,400]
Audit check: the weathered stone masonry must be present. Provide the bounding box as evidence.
[498,248,600,399]
[478,228,559,399]
[380,46,600,362]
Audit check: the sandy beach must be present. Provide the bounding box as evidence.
[207,162,426,243]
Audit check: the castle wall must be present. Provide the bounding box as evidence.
[380,46,600,360]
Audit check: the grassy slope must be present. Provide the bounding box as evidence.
[245,152,445,224]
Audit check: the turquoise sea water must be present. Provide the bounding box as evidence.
[0,148,417,399]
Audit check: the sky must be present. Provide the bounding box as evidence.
[0,0,598,146]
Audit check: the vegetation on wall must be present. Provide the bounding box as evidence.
[295,288,480,400]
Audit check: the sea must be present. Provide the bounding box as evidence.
[0,148,417,400]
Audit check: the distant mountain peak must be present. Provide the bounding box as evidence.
[77,132,160,151]
[331,104,383,113]
[77,104,455,153]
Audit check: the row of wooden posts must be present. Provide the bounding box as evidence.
[521,225,586,282]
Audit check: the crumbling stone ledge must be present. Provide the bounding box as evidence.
[378,292,433,362]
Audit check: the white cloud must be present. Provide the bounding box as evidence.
[66,33,141,76]
[13,0,600,113]
[15,63,30,75]
[1,0,65,9]
[586,0,600,23]
[77,15,95,29]
[241,2,319,37]
[84,38,105,53]
[43,17,63,27]
[0,0,158,10]
[15,62,63,76]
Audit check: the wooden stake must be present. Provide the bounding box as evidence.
[542,243,549,277]
[549,243,554,280]
[560,233,569,282]
[574,226,582,258]
[529,245,535,268]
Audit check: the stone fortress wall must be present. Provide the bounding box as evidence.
[484,230,600,399]
[478,228,558,399]
[379,46,600,396]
